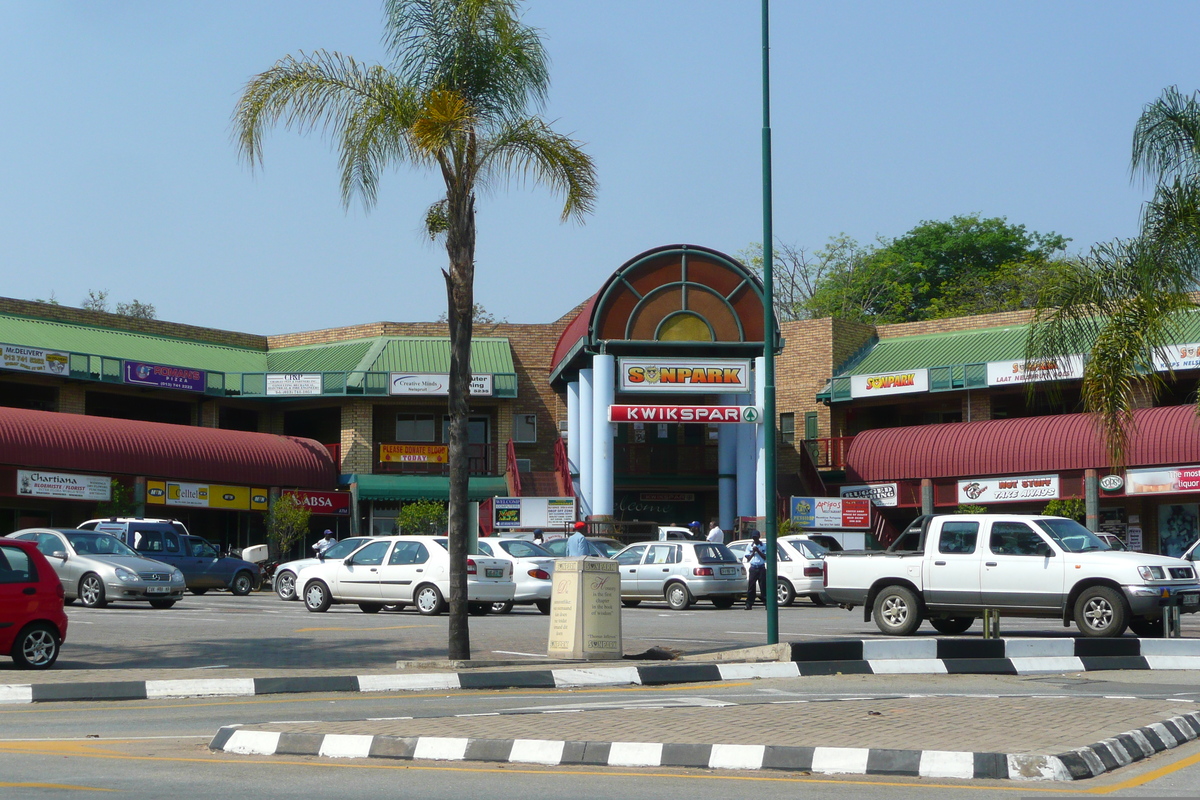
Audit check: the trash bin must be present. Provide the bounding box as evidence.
[547,556,622,660]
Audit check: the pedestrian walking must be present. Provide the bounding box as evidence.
[687,520,703,539]
[566,521,593,556]
[743,530,767,610]
[312,530,337,556]
[706,518,724,544]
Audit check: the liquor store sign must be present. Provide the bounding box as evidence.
[619,357,751,394]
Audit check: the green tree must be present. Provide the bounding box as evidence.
[266,493,312,561]
[742,235,876,322]
[95,480,138,518]
[397,499,448,535]
[1027,87,1200,468]
[233,0,596,660]
[1042,498,1085,523]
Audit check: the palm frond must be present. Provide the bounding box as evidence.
[1132,85,1200,187]
[478,116,598,222]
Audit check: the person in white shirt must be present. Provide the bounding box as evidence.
[312,530,337,555]
[706,519,724,544]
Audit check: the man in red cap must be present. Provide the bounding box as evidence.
[566,520,593,556]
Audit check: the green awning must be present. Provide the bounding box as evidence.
[345,474,509,501]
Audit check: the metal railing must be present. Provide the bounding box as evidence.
[801,436,854,470]
[505,438,521,496]
[553,436,574,497]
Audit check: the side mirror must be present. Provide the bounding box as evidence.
[50,550,67,560]
[1037,543,1055,558]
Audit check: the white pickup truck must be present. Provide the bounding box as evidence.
[822,514,1200,637]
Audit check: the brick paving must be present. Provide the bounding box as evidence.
[244,696,1188,755]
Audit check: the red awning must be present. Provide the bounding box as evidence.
[845,405,1200,482]
[0,407,336,488]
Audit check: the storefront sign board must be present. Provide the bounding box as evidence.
[849,369,929,398]
[1126,465,1200,495]
[1153,342,1200,372]
[493,497,576,529]
[790,496,871,529]
[123,360,206,392]
[388,373,494,396]
[380,444,449,463]
[618,357,751,394]
[609,405,761,423]
[266,373,324,396]
[2,344,69,375]
[839,483,898,507]
[146,480,268,511]
[283,489,351,515]
[17,470,110,501]
[985,355,1084,386]
[957,474,1059,504]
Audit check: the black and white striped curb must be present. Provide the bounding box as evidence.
[5,637,1200,705]
[207,708,1200,781]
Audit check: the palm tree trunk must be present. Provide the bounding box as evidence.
[444,189,476,661]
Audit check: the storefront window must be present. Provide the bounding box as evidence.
[396,414,435,442]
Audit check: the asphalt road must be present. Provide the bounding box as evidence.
[31,589,1200,672]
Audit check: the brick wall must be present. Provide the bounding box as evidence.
[340,401,374,474]
[57,384,86,415]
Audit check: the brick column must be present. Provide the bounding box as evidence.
[57,383,87,414]
[199,402,220,428]
[495,406,512,476]
[340,401,374,475]
[1130,382,1155,409]
[964,391,991,422]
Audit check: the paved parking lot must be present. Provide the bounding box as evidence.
[23,588,1200,673]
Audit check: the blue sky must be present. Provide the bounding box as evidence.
[0,1,1195,335]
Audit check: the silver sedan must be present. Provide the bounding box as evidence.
[6,528,185,608]
[612,540,743,610]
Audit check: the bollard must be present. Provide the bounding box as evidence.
[982,608,1000,639]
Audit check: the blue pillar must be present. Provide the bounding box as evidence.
[591,354,615,517]
[567,381,581,499]
[578,367,594,517]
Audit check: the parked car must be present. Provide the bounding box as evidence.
[476,537,555,614]
[78,518,261,596]
[7,528,186,609]
[657,526,697,540]
[0,538,68,669]
[612,540,743,610]
[542,536,623,558]
[294,535,515,616]
[726,534,829,606]
[824,514,1200,637]
[1096,532,1128,551]
[804,533,844,552]
[273,536,373,600]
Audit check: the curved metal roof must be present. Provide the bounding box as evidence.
[845,405,1200,482]
[0,408,336,488]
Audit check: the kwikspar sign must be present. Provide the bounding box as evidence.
[609,405,762,423]
[619,357,751,394]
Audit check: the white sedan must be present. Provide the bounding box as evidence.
[295,536,514,616]
[476,537,555,614]
[273,536,373,600]
[727,534,830,606]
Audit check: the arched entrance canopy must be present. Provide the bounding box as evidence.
[550,244,777,386]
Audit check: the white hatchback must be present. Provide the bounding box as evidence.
[295,536,514,616]
[726,535,830,606]
[476,537,555,614]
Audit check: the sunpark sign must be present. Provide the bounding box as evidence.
[619,357,751,394]
[609,405,762,423]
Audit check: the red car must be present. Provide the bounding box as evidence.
[0,538,68,669]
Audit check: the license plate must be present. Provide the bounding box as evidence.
[720,567,738,575]
[1181,592,1200,606]
[147,586,170,594]
[485,568,503,578]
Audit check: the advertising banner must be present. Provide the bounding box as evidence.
[839,483,898,507]
[1,344,69,375]
[849,369,929,399]
[609,405,762,423]
[493,497,576,529]
[957,474,1059,504]
[1153,343,1200,372]
[266,373,324,396]
[789,496,871,529]
[17,470,110,501]
[380,444,449,463]
[284,489,351,515]
[389,373,493,396]
[124,360,206,392]
[1126,465,1200,496]
[985,355,1084,386]
[618,357,751,394]
[146,480,268,511]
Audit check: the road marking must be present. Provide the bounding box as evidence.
[491,650,547,658]
[294,625,428,632]
[0,781,113,792]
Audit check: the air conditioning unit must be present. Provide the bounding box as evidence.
[516,458,532,472]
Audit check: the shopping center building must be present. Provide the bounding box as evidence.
[2,242,1200,556]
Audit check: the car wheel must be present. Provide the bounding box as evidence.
[230,571,254,596]
[275,571,297,601]
[872,585,923,636]
[358,603,384,613]
[468,602,490,616]
[79,573,107,608]
[665,582,693,611]
[191,588,208,595]
[148,599,177,609]
[11,623,59,670]
[491,601,514,614]
[535,599,551,615]
[415,584,445,616]
[383,604,406,612]
[1128,616,1165,638]
[622,599,641,608]
[810,593,828,607]
[711,597,735,609]
[304,580,332,613]
[929,616,974,635]
[776,579,796,607]
[1074,586,1128,637]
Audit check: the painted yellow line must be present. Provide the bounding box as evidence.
[294,625,430,632]
[0,782,114,792]
[1085,745,1200,792]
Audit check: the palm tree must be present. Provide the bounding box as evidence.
[233,0,596,659]
[1027,86,1200,468]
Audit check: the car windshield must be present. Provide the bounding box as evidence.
[1034,518,1110,552]
[499,540,552,558]
[591,541,620,558]
[68,532,138,558]
[788,538,828,558]
[693,543,736,564]
[322,537,370,559]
